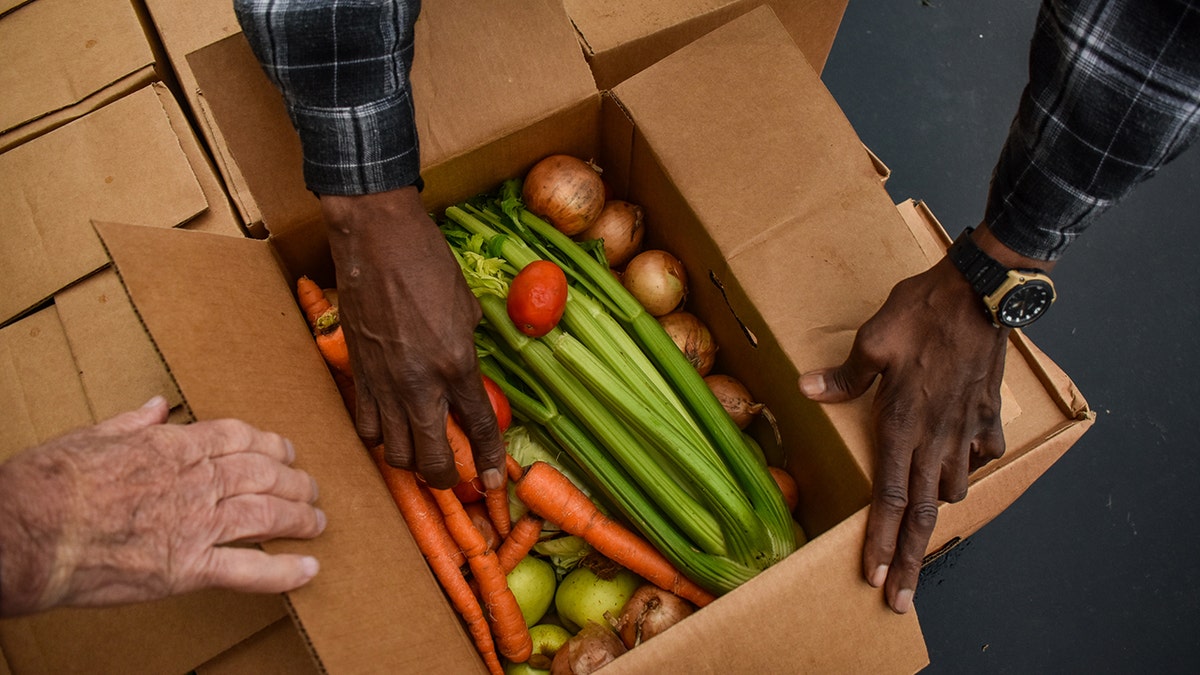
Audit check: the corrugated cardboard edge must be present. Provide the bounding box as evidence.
[195,618,319,675]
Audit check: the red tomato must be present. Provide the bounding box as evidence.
[481,374,512,433]
[507,260,568,338]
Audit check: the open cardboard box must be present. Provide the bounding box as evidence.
[162,0,847,241]
[10,6,1091,673]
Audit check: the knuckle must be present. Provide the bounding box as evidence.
[907,500,940,534]
[875,485,909,516]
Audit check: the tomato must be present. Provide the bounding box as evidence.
[481,374,513,433]
[507,260,568,338]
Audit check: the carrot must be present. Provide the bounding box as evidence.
[465,500,501,551]
[505,454,525,482]
[515,461,716,608]
[486,486,512,540]
[296,277,354,380]
[296,276,335,326]
[370,447,502,675]
[431,487,533,663]
[496,512,544,575]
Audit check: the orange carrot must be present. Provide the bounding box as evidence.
[431,487,533,663]
[465,500,501,551]
[486,486,512,540]
[514,461,716,608]
[370,447,502,675]
[296,276,334,326]
[505,454,525,482]
[296,277,354,380]
[496,512,544,575]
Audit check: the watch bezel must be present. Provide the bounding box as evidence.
[984,269,1056,328]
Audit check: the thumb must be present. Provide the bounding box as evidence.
[96,395,171,434]
[799,360,880,403]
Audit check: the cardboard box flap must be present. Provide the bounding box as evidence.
[95,222,485,673]
[608,508,929,673]
[0,0,156,135]
[0,85,208,325]
[0,307,94,462]
[0,591,286,675]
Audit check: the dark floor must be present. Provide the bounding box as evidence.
[821,1,1200,673]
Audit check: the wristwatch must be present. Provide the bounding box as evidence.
[947,227,1056,328]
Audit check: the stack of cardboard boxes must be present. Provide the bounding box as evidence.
[1,1,1092,673]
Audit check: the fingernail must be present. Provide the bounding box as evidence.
[142,395,166,410]
[869,564,888,588]
[310,476,320,502]
[284,439,297,464]
[892,588,914,614]
[314,508,327,532]
[799,372,826,397]
[300,556,320,579]
[481,468,504,491]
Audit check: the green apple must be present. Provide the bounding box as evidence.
[504,624,573,675]
[554,565,641,633]
[506,555,557,627]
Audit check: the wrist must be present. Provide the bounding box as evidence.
[0,452,71,617]
[972,222,1055,274]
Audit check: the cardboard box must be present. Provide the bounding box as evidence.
[0,82,242,328]
[0,0,159,152]
[87,6,1091,673]
[564,0,849,89]
[194,618,320,675]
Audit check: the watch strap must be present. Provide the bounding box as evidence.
[947,227,1008,297]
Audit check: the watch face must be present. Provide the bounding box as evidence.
[997,279,1055,327]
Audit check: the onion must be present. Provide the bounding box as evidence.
[613,584,695,649]
[658,311,717,375]
[576,200,645,268]
[523,155,607,236]
[704,374,764,429]
[550,622,627,675]
[622,249,687,316]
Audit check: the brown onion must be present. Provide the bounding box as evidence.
[622,249,687,316]
[613,584,695,649]
[658,311,717,376]
[576,200,645,268]
[523,155,607,236]
[704,374,764,429]
[550,622,627,675]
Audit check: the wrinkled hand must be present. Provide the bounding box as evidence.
[800,229,1030,614]
[0,397,324,617]
[320,186,507,491]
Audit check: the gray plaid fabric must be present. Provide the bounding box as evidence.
[986,0,1200,261]
[234,0,423,196]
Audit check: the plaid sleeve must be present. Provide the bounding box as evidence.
[234,0,423,196]
[985,0,1200,261]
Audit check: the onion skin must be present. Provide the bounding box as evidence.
[768,466,800,513]
[523,155,607,236]
[577,200,645,268]
[614,584,695,649]
[550,622,626,675]
[657,311,717,376]
[704,374,764,429]
[622,249,688,317]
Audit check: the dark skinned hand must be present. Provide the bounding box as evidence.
[319,186,507,492]
[799,224,1054,614]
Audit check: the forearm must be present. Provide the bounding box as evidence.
[985,0,1200,261]
[234,0,424,196]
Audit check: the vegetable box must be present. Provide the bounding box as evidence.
[33,4,1093,673]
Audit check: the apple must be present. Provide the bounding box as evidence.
[506,555,557,627]
[554,565,641,633]
[504,623,573,675]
